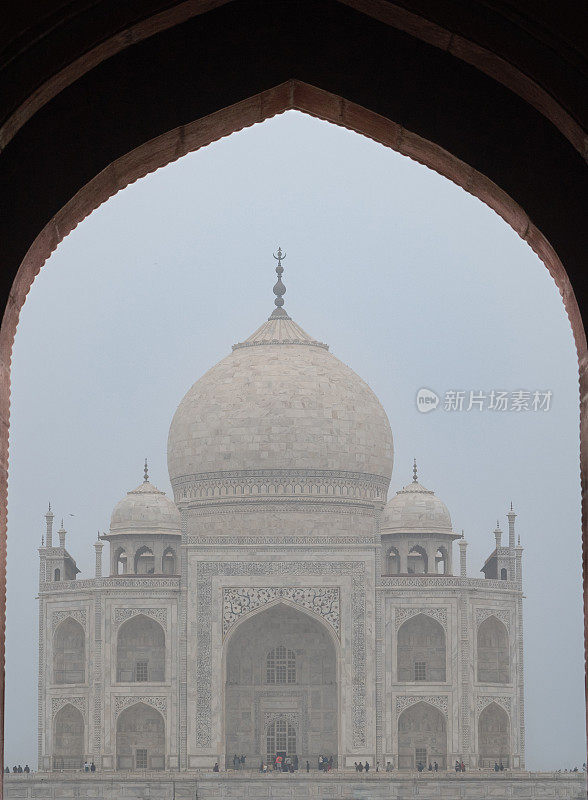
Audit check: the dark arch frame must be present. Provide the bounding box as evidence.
[0,0,586,767]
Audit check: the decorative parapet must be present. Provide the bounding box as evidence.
[395,607,447,631]
[188,535,377,546]
[51,696,87,719]
[395,695,448,716]
[222,587,340,638]
[113,695,167,717]
[40,577,181,593]
[51,608,87,632]
[113,607,168,629]
[380,576,520,591]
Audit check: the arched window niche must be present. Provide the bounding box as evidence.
[397,613,446,682]
[53,618,85,684]
[134,546,155,575]
[477,616,510,684]
[407,546,428,575]
[116,614,165,683]
[266,645,296,684]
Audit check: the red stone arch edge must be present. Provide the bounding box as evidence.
[0,78,586,774]
[1,1,584,157]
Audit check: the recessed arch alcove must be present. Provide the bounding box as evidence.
[223,602,339,768]
[52,704,84,770]
[0,0,586,768]
[53,617,85,685]
[116,614,166,683]
[397,701,447,770]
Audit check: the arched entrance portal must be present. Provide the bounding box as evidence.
[398,701,447,770]
[478,703,510,768]
[224,603,338,769]
[53,704,84,770]
[116,702,165,770]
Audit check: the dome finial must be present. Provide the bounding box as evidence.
[144,458,149,483]
[269,248,290,320]
[413,458,418,483]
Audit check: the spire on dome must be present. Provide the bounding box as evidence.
[413,458,418,483]
[270,247,290,320]
[144,458,149,483]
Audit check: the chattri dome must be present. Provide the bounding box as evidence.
[110,462,181,536]
[167,253,393,503]
[382,462,453,533]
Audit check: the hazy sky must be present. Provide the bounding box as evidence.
[5,111,584,769]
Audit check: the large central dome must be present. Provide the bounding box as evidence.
[167,255,393,512]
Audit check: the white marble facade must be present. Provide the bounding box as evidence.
[36,259,524,773]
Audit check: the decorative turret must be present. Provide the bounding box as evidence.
[458,533,468,577]
[58,519,66,549]
[507,502,517,551]
[102,461,181,576]
[494,521,502,549]
[380,462,461,575]
[94,538,104,578]
[481,503,520,581]
[45,503,54,548]
[39,506,80,583]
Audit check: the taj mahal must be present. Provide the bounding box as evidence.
[18,253,581,800]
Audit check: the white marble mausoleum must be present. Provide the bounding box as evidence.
[36,254,525,775]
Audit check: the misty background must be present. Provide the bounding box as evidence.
[4,111,584,769]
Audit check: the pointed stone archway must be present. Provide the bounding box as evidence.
[223,601,339,769]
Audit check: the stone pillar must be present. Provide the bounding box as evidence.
[153,539,165,574]
[45,504,54,547]
[515,541,523,587]
[458,538,467,577]
[507,505,516,551]
[494,523,502,549]
[374,506,384,769]
[94,540,104,578]
[58,520,66,549]
[397,541,409,574]
[425,542,437,575]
